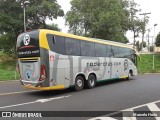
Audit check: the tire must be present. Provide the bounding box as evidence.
[126,70,132,80]
[75,76,84,91]
[86,74,96,89]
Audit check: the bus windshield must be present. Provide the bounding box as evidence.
[16,30,40,58]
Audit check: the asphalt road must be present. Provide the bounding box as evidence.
[0,74,160,120]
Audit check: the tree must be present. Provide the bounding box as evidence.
[22,0,64,30]
[155,32,160,47]
[46,23,61,31]
[135,41,146,52]
[66,0,130,43]
[0,0,64,53]
[127,0,144,49]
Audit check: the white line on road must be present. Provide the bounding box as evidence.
[0,95,71,109]
[0,90,37,96]
[89,117,118,120]
[122,109,137,120]
[88,100,160,120]
[147,103,160,120]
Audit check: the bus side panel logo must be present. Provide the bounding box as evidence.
[23,34,30,46]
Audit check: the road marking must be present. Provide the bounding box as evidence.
[147,103,160,111]
[0,90,37,96]
[122,109,137,120]
[36,95,71,103]
[124,100,160,110]
[0,95,71,109]
[88,100,160,120]
[89,117,118,120]
[147,103,160,120]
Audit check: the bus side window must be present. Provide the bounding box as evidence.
[65,38,80,56]
[111,46,117,57]
[80,41,95,57]
[118,47,123,58]
[106,45,112,57]
[46,34,66,55]
[95,43,106,57]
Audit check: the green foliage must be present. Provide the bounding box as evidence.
[23,0,64,29]
[128,0,143,38]
[128,5,144,48]
[135,41,146,51]
[150,46,154,52]
[138,54,160,73]
[66,0,130,43]
[155,32,160,47]
[0,53,17,80]
[0,0,23,53]
[0,0,64,53]
[46,23,61,31]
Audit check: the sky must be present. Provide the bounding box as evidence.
[46,0,160,43]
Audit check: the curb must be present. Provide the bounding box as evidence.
[0,80,19,83]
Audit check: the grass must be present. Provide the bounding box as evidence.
[0,53,18,81]
[138,53,160,74]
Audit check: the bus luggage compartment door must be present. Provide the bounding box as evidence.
[19,59,40,86]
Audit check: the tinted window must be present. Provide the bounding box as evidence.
[124,48,130,57]
[17,30,40,58]
[81,41,95,56]
[95,43,106,57]
[119,47,124,58]
[46,34,66,55]
[106,45,112,57]
[112,46,119,57]
[65,38,80,56]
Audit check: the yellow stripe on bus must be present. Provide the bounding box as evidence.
[23,85,65,91]
[120,76,128,79]
[39,30,50,50]
[18,57,40,60]
[39,29,134,50]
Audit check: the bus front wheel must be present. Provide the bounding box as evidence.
[126,70,132,80]
[75,76,84,91]
[86,74,96,89]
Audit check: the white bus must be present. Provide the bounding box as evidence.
[16,29,137,91]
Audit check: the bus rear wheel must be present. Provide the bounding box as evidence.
[75,76,84,91]
[86,74,96,89]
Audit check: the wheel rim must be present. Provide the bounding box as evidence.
[128,72,131,79]
[89,78,95,86]
[77,79,82,87]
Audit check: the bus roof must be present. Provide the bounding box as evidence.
[39,29,134,50]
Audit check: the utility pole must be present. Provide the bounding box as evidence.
[130,0,134,49]
[139,12,151,52]
[22,1,30,32]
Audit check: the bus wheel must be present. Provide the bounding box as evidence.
[86,74,96,89]
[126,70,132,80]
[75,76,84,91]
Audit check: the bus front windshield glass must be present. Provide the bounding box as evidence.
[16,30,40,58]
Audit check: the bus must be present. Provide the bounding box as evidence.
[16,29,137,91]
